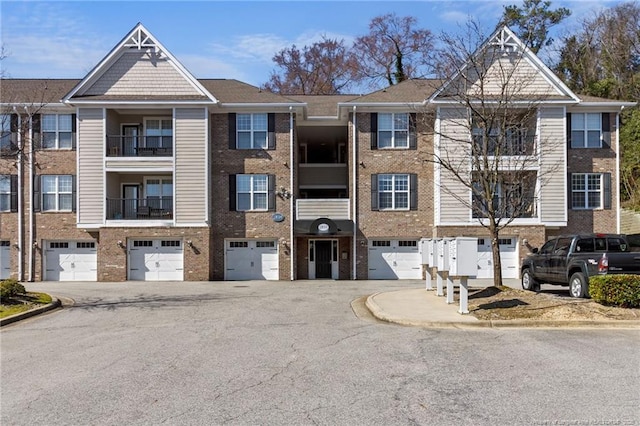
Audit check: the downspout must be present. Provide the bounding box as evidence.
[352,106,357,280]
[27,110,34,282]
[289,107,294,281]
[616,109,622,233]
[14,107,23,281]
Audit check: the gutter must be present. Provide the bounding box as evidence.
[13,108,23,281]
[352,106,357,280]
[289,107,295,281]
[27,111,34,282]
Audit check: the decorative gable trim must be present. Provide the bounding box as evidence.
[428,26,580,104]
[62,23,218,104]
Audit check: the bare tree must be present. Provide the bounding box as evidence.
[350,13,435,90]
[263,36,355,95]
[427,23,563,286]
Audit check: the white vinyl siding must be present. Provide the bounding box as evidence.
[175,108,207,224]
[538,107,566,223]
[77,108,104,225]
[437,107,471,223]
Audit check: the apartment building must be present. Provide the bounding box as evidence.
[0,23,634,282]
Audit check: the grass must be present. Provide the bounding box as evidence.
[0,292,52,319]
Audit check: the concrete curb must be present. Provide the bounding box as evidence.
[1,297,62,327]
[365,293,640,329]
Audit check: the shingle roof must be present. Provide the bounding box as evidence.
[199,79,301,104]
[345,79,444,104]
[1,79,80,104]
[286,94,359,117]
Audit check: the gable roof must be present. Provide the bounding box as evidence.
[429,26,580,104]
[62,23,217,104]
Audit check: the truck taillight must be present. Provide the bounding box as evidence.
[598,254,609,273]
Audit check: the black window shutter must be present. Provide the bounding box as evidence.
[33,175,41,212]
[409,113,417,149]
[603,173,611,210]
[228,113,236,149]
[10,174,18,212]
[567,173,573,210]
[370,113,378,150]
[10,114,19,132]
[71,113,77,150]
[267,113,276,150]
[268,174,276,211]
[601,113,611,148]
[566,113,572,149]
[32,114,41,150]
[410,174,418,210]
[229,174,236,211]
[72,175,77,212]
[371,174,378,210]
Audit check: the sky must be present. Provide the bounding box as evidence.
[0,0,624,89]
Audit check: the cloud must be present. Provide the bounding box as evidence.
[440,11,472,25]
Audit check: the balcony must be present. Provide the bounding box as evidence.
[297,198,350,220]
[472,196,538,219]
[107,136,173,157]
[106,197,173,220]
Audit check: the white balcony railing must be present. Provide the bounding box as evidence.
[296,198,350,220]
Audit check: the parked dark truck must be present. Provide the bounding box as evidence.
[521,234,640,298]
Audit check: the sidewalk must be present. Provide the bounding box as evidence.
[365,279,640,329]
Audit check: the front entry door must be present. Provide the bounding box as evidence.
[315,240,332,279]
[122,125,139,156]
[123,185,139,219]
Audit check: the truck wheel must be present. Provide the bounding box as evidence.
[521,269,538,291]
[569,272,588,298]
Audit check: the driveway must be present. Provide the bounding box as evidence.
[2,280,639,425]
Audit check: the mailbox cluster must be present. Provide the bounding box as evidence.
[419,237,478,314]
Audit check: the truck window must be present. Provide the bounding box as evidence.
[595,238,607,251]
[576,238,594,252]
[607,238,629,252]
[554,237,573,255]
[539,239,556,254]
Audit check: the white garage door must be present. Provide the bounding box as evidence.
[476,237,519,279]
[1,241,11,279]
[368,240,422,279]
[225,240,278,280]
[44,241,97,281]
[128,239,183,281]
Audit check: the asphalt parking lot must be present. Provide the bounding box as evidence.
[2,279,639,425]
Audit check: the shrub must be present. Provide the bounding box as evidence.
[589,275,640,308]
[0,279,27,300]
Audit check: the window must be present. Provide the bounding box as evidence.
[42,175,73,211]
[229,241,248,248]
[49,242,69,249]
[1,114,12,151]
[538,239,557,255]
[133,241,153,247]
[42,114,73,149]
[237,113,267,149]
[76,242,95,249]
[161,240,180,247]
[398,240,417,247]
[256,241,275,248]
[0,175,11,211]
[378,174,409,210]
[145,119,173,148]
[571,173,606,209]
[378,113,409,148]
[571,113,602,148]
[236,174,268,211]
[372,240,391,247]
[145,178,173,212]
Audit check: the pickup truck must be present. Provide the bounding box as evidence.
[520,233,640,298]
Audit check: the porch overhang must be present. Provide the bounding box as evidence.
[294,218,354,236]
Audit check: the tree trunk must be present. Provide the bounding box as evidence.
[490,226,503,288]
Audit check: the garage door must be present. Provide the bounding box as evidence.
[44,241,97,281]
[368,239,422,279]
[225,240,278,280]
[476,237,519,279]
[128,239,183,281]
[1,241,10,279]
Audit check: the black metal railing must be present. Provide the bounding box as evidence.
[472,133,536,156]
[106,197,173,220]
[472,196,538,219]
[106,135,173,157]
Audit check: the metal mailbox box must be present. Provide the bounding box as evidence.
[448,237,478,277]
[436,238,452,271]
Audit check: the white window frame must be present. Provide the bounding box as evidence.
[144,118,173,148]
[236,174,268,211]
[378,174,410,211]
[237,113,268,149]
[42,175,73,212]
[144,176,173,210]
[571,113,602,148]
[0,175,10,212]
[378,113,409,149]
[571,173,602,209]
[41,114,73,149]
